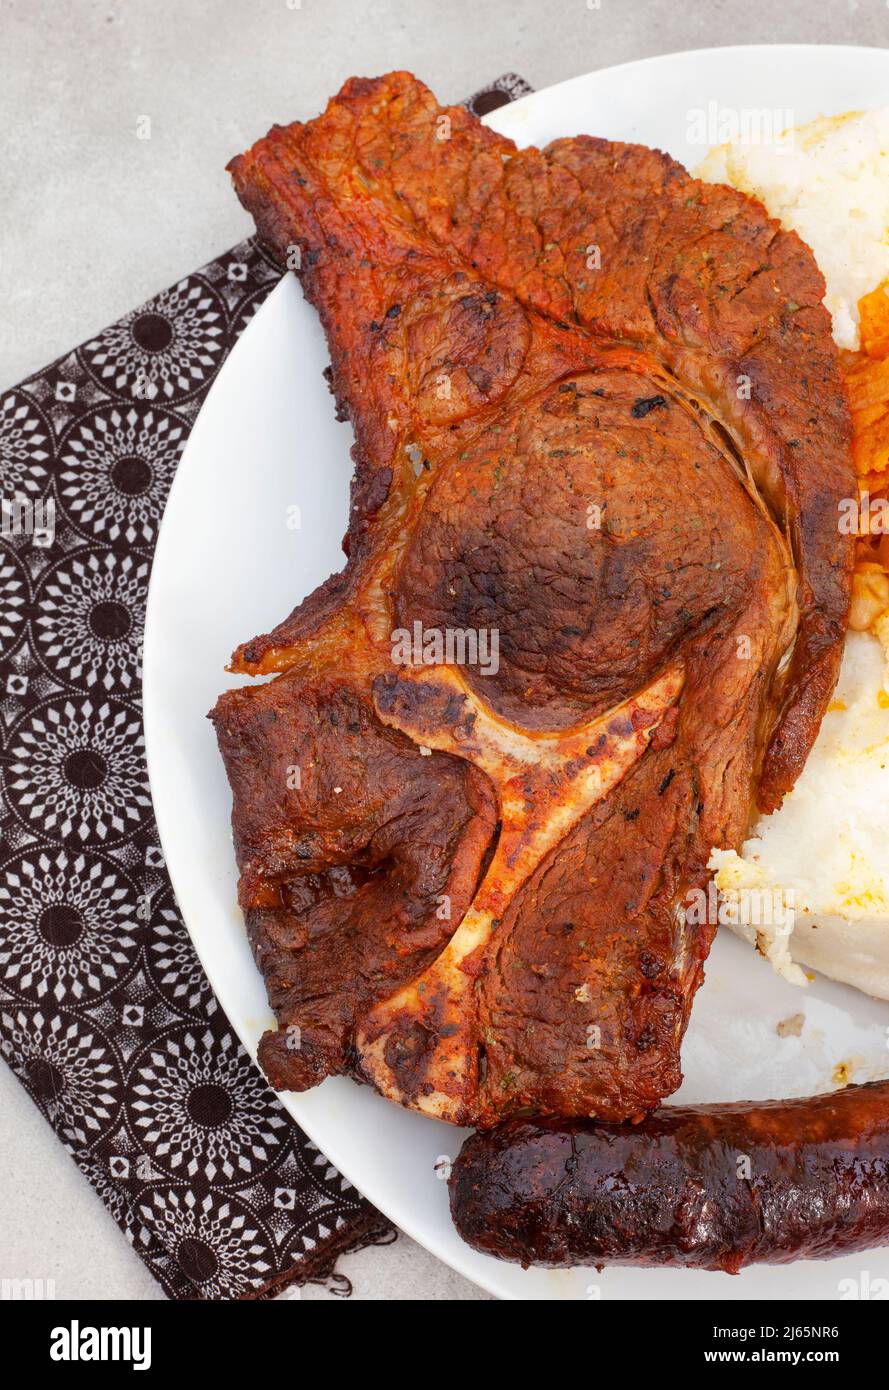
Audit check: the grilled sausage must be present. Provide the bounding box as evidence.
[449,1080,889,1272]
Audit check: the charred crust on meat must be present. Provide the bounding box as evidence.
[217,71,855,1130]
[630,394,668,418]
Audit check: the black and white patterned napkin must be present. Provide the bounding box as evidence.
[0,73,532,1300]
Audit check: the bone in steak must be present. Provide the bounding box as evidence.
[211,73,854,1126]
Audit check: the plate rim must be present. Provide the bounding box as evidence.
[495,41,889,117]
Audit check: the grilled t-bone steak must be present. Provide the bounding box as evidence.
[211,73,854,1126]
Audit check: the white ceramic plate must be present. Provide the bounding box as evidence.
[144,45,889,1300]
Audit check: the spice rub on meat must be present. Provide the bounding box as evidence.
[211,73,854,1125]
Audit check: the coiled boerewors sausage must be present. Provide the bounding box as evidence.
[449,1080,889,1272]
